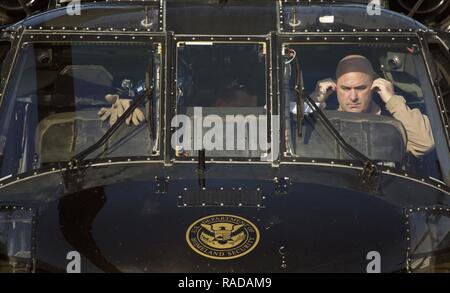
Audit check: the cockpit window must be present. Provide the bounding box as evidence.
[23,5,161,32]
[279,4,424,32]
[0,42,160,177]
[173,42,268,159]
[176,42,266,108]
[283,43,444,180]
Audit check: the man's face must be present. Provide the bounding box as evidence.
[336,71,373,113]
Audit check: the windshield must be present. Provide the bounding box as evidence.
[283,42,445,181]
[173,41,268,159]
[278,4,425,32]
[0,42,161,177]
[23,4,161,32]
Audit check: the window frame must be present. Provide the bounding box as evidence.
[0,32,167,177]
[169,35,273,163]
[278,34,449,183]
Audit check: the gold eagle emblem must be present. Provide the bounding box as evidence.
[199,223,246,249]
[186,214,260,260]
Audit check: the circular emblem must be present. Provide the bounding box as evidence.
[186,214,260,260]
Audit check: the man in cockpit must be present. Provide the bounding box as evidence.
[309,55,435,157]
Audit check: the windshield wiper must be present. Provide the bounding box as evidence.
[291,50,377,180]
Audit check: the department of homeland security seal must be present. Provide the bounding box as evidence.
[186,214,260,260]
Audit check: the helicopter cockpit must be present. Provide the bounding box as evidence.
[282,42,441,179]
[0,0,448,187]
